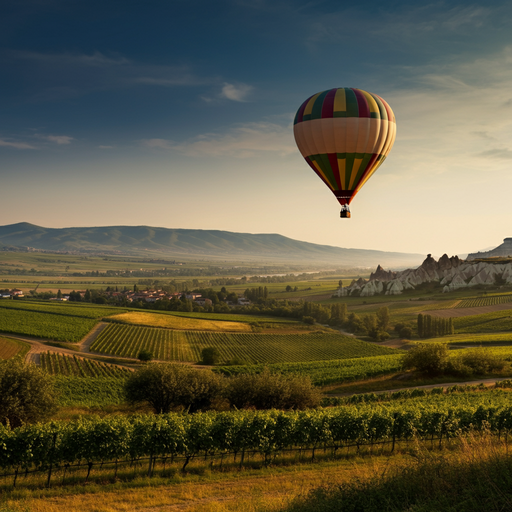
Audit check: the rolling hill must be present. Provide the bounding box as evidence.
[0,222,423,267]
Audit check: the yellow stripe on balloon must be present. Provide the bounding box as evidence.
[313,160,335,190]
[333,89,347,113]
[349,158,363,189]
[337,158,346,190]
[304,93,322,117]
[360,90,379,114]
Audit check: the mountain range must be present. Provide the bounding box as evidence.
[0,222,424,268]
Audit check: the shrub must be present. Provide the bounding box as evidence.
[0,359,58,428]
[223,369,321,410]
[303,316,316,325]
[399,326,413,339]
[137,349,153,362]
[201,347,221,365]
[124,363,224,413]
[447,348,507,377]
[402,343,449,376]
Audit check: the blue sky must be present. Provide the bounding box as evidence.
[2,0,512,258]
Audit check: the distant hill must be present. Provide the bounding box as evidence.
[0,222,424,268]
[467,238,512,260]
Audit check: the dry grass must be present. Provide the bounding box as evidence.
[106,312,252,332]
[0,336,29,360]
[2,457,395,512]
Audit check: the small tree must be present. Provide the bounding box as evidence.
[0,359,58,428]
[376,306,390,331]
[201,347,220,365]
[138,349,153,362]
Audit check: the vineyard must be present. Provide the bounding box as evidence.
[52,376,127,407]
[0,307,97,342]
[40,352,131,378]
[0,337,30,360]
[455,295,512,308]
[90,324,395,364]
[454,310,512,333]
[217,354,404,385]
[2,394,512,487]
[0,301,125,319]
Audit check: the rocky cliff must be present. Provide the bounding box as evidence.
[336,254,512,296]
[467,238,512,260]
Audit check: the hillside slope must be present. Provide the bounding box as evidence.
[0,222,423,267]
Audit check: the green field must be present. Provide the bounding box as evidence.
[455,295,512,308]
[53,375,128,407]
[454,310,512,333]
[90,323,396,363]
[216,353,404,385]
[40,351,131,378]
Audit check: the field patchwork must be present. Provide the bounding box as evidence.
[90,323,396,364]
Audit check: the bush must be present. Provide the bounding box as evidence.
[124,363,224,413]
[223,369,321,410]
[201,347,221,365]
[368,328,390,341]
[137,349,153,362]
[402,343,449,376]
[447,348,507,377]
[0,359,58,428]
[399,326,413,339]
[303,316,316,325]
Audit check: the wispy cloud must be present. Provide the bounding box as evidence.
[6,51,213,101]
[141,122,294,158]
[220,82,253,102]
[0,139,37,150]
[38,134,74,145]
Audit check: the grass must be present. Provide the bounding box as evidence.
[106,311,253,332]
[0,336,30,360]
[454,309,512,333]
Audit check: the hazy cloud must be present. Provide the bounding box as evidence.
[0,139,37,149]
[38,134,74,144]
[140,122,294,157]
[478,147,512,159]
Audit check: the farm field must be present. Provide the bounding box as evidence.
[0,336,30,360]
[52,375,127,407]
[216,353,404,385]
[90,323,396,364]
[434,333,512,345]
[107,311,253,331]
[455,294,512,308]
[40,351,131,378]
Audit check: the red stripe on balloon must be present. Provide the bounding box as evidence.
[321,89,336,119]
[327,153,342,189]
[295,94,315,124]
[352,88,370,118]
[354,154,378,188]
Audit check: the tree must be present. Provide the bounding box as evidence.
[57,289,62,299]
[376,306,390,331]
[0,359,58,428]
[402,343,449,376]
[124,363,224,413]
[201,347,220,365]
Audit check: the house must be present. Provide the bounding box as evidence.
[237,297,251,306]
[194,297,212,307]
[10,289,24,297]
[185,293,202,300]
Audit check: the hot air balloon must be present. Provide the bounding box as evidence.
[293,88,396,218]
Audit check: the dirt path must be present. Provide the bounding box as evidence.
[79,321,109,352]
[327,377,511,398]
[427,302,512,318]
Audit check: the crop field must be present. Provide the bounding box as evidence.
[107,311,252,331]
[454,310,512,333]
[90,323,396,364]
[217,353,404,385]
[0,300,126,319]
[40,351,131,378]
[0,306,97,342]
[434,333,512,345]
[52,375,127,407]
[0,336,30,360]
[455,295,512,309]
[163,310,299,324]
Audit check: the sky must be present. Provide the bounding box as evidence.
[2,0,512,258]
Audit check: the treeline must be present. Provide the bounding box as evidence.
[417,314,454,338]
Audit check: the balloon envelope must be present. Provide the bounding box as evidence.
[293,88,396,206]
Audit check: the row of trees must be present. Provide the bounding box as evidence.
[417,314,454,338]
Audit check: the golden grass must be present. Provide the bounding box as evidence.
[0,336,26,360]
[3,457,395,512]
[107,312,252,332]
